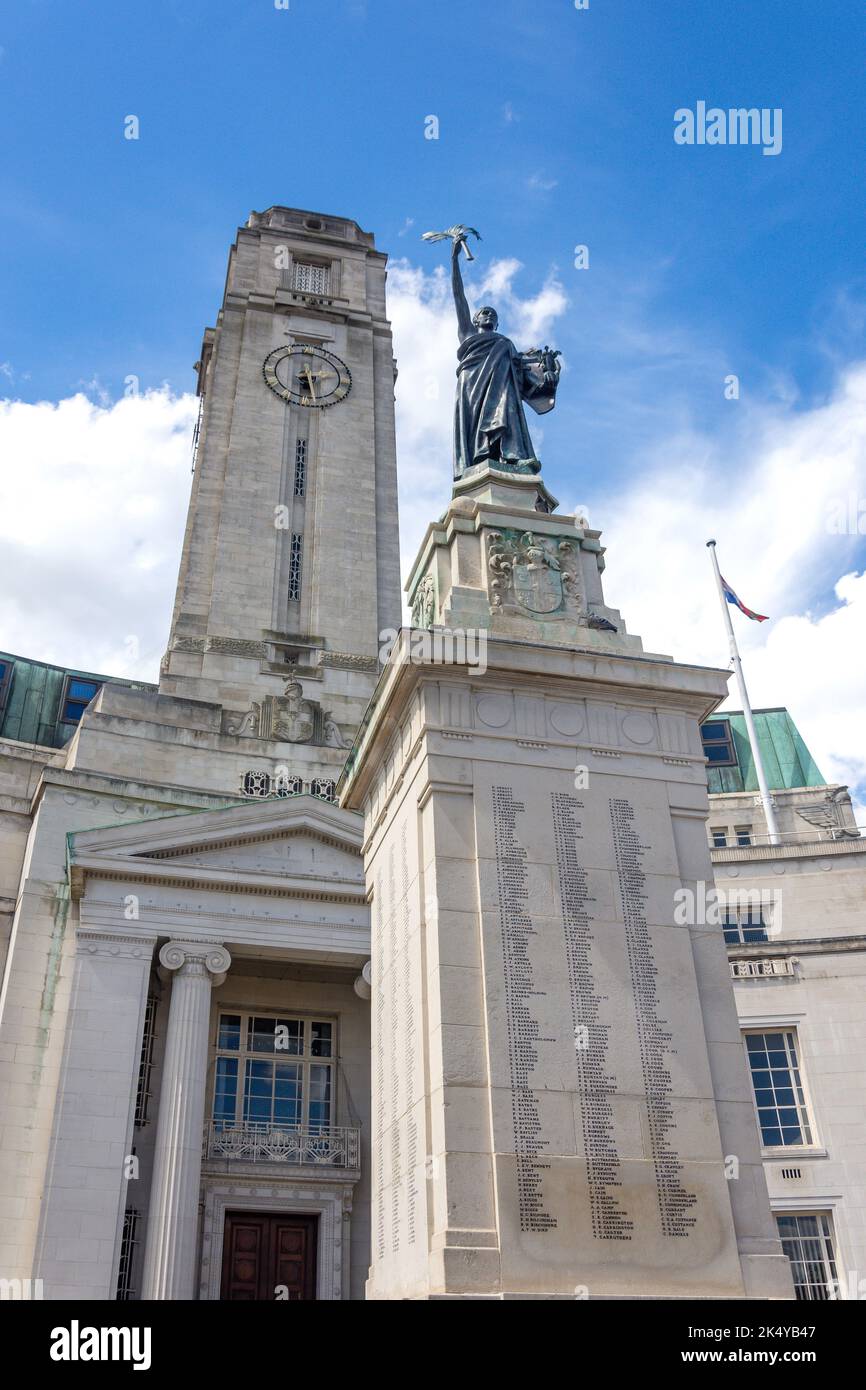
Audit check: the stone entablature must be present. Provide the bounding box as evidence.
[69,798,370,966]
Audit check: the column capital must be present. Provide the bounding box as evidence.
[158,939,231,984]
[353,960,372,1000]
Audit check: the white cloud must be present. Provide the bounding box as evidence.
[527,173,558,192]
[0,389,197,679]
[593,363,866,811]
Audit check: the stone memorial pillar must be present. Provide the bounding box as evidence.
[341,468,793,1301]
[141,940,231,1301]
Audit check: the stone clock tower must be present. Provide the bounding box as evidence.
[161,206,401,773]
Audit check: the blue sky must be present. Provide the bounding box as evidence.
[1,0,865,805]
[2,0,862,433]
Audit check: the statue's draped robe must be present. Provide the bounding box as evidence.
[454,331,541,481]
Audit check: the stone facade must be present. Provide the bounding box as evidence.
[0,208,394,1300]
[709,779,866,1298]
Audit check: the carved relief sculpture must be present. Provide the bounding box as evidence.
[487,530,584,618]
[411,575,436,630]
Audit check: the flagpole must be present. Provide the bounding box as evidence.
[706,540,781,846]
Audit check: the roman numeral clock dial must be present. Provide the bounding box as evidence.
[262,344,352,408]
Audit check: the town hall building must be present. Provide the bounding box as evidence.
[0,207,862,1301]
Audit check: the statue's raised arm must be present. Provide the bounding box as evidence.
[451,240,473,341]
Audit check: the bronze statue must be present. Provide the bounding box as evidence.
[423,225,561,481]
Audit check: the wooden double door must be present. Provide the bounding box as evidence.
[220,1211,318,1300]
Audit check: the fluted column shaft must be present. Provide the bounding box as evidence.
[141,940,230,1301]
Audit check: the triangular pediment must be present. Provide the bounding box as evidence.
[68,795,365,898]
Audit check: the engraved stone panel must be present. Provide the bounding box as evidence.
[473,764,745,1296]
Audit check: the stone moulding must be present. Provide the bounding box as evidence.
[320,651,379,672]
[169,635,271,658]
[205,637,269,658]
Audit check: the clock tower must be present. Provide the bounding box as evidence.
[161,206,401,764]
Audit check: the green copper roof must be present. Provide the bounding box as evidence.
[0,650,155,750]
[704,707,825,794]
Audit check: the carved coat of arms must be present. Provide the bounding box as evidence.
[512,542,563,613]
[225,677,327,744]
[271,677,315,743]
[487,530,582,617]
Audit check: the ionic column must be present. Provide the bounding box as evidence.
[141,940,230,1301]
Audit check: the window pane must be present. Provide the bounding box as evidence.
[706,745,731,763]
[743,924,767,943]
[746,1030,812,1150]
[309,1064,332,1130]
[68,679,100,700]
[249,1016,303,1054]
[273,1064,302,1125]
[274,1019,303,1055]
[243,1059,274,1123]
[218,1014,241,1050]
[311,1022,332,1057]
[776,1214,838,1300]
[213,1056,238,1127]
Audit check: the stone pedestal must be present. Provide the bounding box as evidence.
[140,940,231,1301]
[341,471,793,1301]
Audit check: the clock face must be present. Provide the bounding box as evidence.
[262,344,352,408]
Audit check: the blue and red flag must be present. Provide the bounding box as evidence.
[720,576,768,623]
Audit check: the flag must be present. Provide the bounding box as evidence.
[720,575,768,622]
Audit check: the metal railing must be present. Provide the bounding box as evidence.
[710,824,865,850]
[730,958,795,979]
[204,1122,360,1169]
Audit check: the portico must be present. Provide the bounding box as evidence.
[35,796,371,1300]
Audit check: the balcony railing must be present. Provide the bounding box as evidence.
[204,1122,360,1170]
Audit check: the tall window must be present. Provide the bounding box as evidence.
[776,1213,839,1300]
[701,718,737,766]
[722,904,768,945]
[289,533,303,602]
[294,438,307,497]
[133,994,158,1126]
[115,1208,141,1301]
[292,262,330,295]
[61,676,101,724]
[744,1030,813,1148]
[213,1012,334,1133]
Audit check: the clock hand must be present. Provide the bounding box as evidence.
[304,365,317,402]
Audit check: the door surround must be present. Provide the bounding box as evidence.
[200,1178,354,1301]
